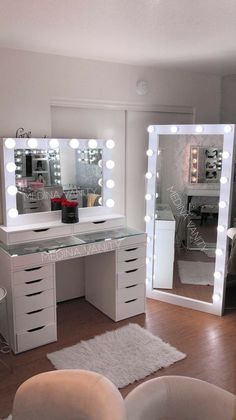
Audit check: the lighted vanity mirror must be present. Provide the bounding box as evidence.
[146,125,235,315]
[14,148,103,214]
[0,138,115,226]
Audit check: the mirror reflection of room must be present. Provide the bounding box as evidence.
[153,134,223,303]
[14,148,103,214]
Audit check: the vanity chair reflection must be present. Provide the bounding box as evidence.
[0,137,146,354]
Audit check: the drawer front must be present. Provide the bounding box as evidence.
[117,257,146,273]
[16,323,57,353]
[117,265,146,288]
[117,245,146,262]
[116,298,145,322]
[15,306,56,332]
[13,277,54,298]
[73,217,125,234]
[9,226,73,244]
[13,264,54,284]
[14,289,55,315]
[23,208,41,214]
[116,283,145,303]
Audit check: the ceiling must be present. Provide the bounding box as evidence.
[0,0,236,75]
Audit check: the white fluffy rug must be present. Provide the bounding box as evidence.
[47,323,186,388]
[178,260,215,286]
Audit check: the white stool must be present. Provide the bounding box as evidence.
[0,287,11,372]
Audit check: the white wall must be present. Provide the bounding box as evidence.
[0,48,221,138]
[0,47,222,226]
[221,75,236,124]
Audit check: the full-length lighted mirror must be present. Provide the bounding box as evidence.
[145,124,235,315]
[0,138,115,226]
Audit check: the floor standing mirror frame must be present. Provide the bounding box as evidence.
[145,124,235,315]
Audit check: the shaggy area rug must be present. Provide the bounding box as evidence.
[47,323,186,388]
[178,260,215,286]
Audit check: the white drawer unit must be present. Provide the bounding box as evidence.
[116,298,145,322]
[15,306,56,333]
[16,323,57,353]
[7,225,73,245]
[73,216,125,234]
[13,264,54,284]
[14,289,55,315]
[115,244,146,321]
[13,277,54,298]
[117,266,146,289]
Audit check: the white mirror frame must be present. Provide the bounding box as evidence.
[0,138,115,227]
[145,124,235,315]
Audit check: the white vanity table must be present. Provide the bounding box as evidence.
[0,137,146,353]
[0,218,146,354]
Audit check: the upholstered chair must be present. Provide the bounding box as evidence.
[12,369,126,420]
[125,375,236,420]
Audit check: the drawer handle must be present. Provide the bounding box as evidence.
[26,291,43,297]
[25,279,43,285]
[27,325,45,333]
[33,228,50,232]
[126,284,138,289]
[25,267,42,272]
[93,220,106,224]
[125,298,137,304]
[125,248,138,252]
[125,269,138,273]
[27,309,43,315]
[125,258,138,263]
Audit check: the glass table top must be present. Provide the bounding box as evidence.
[0,227,144,257]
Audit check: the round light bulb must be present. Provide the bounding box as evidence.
[98,178,103,187]
[170,125,178,133]
[224,125,232,134]
[214,271,221,279]
[146,257,150,265]
[8,208,18,218]
[156,193,159,198]
[106,198,115,208]
[217,225,225,233]
[98,160,103,168]
[156,172,159,178]
[49,139,59,149]
[144,215,151,222]
[220,176,228,184]
[106,160,115,169]
[219,201,227,209]
[212,293,221,302]
[106,139,115,149]
[145,194,152,201]
[215,248,223,256]
[146,149,154,157]
[147,125,155,133]
[69,139,79,149]
[27,138,38,148]
[222,151,230,159]
[147,236,151,243]
[7,185,17,196]
[6,162,16,173]
[192,149,198,154]
[98,197,103,206]
[106,179,115,189]
[192,158,197,164]
[88,139,98,149]
[195,125,203,133]
[191,177,197,182]
[145,172,152,179]
[5,138,16,149]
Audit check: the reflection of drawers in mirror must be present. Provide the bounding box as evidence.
[154,205,175,289]
[186,187,220,250]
